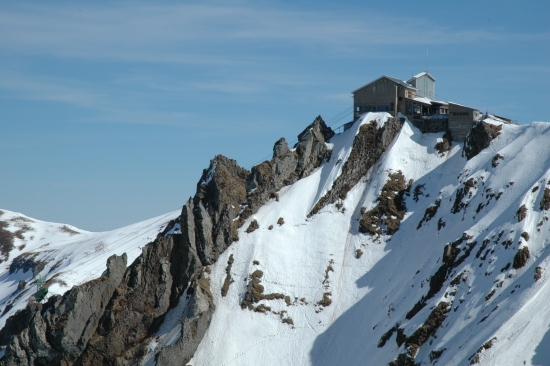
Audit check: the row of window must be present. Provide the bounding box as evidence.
[356,105,391,112]
[452,112,469,116]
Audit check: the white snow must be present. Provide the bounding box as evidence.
[185,115,550,366]
[3,113,550,365]
[0,208,180,329]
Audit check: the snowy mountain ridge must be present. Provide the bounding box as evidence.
[2,113,550,365]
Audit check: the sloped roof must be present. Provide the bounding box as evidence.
[406,71,436,84]
[352,75,415,94]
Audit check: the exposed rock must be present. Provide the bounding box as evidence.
[491,153,504,167]
[452,178,477,214]
[359,171,408,236]
[464,122,502,160]
[309,117,403,216]
[242,116,334,225]
[540,188,550,210]
[0,221,14,263]
[434,132,452,156]
[406,234,474,320]
[417,199,441,229]
[0,253,128,366]
[221,254,235,297]
[77,235,198,365]
[513,246,530,270]
[516,204,527,222]
[535,266,542,281]
[390,302,451,366]
[246,219,259,233]
[241,270,285,310]
[156,271,215,366]
[193,155,249,264]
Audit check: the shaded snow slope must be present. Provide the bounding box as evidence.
[184,114,550,366]
[0,208,179,329]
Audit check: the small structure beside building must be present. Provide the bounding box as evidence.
[351,72,513,142]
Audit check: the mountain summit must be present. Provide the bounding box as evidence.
[1,113,550,365]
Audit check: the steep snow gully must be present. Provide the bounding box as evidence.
[2,113,550,365]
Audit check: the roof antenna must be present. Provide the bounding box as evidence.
[426,47,429,72]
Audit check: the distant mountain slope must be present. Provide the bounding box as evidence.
[0,208,179,329]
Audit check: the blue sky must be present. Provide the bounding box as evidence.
[1,1,549,231]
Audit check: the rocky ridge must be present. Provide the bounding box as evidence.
[0,116,335,365]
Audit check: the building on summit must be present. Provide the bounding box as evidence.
[351,72,511,142]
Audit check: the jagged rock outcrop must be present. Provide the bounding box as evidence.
[156,271,215,366]
[238,116,334,225]
[309,117,403,216]
[77,235,198,365]
[0,254,128,365]
[0,116,334,366]
[190,155,249,264]
[464,121,502,160]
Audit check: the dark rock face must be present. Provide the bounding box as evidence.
[0,116,335,366]
[464,122,502,160]
[77,236,198,365]
[513,246,530,270]
[0,253,128,366]
[156,271,214,366]
[309,117,403,216]
[240,116,334,225]
[193,155,249,264]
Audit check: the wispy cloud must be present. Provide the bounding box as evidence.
[0,73,103,107]
[1,3,545,63]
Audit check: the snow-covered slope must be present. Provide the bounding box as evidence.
[182,114,550,365]
[0,209,179,329]
[3,112,550,366]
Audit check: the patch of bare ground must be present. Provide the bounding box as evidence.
[245,219,259,233]
[452,178,477,214]
[469,337,497,365]
[221,254,235,297]
[0,219,35,262]
[434,132,452,155]
[356,249,363,259]
[323,260,334,284]
[513,246,530,269]
[535,266,542,281]
[516,204,527,222]
[464,121,502,160]
[0,221,14,263]
[417,199,441,229]
[241,270,286,310]
[317,292,332,307]
[60,225,80,236]
[389,302,451,366]
[540,188,550,210]
[491,153,504,167]
[277,217,284,226]
[358,171,409,236]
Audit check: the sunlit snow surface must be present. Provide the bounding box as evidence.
[3,113,550,365]
[0,208,179,329]
[187,114,550,366]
